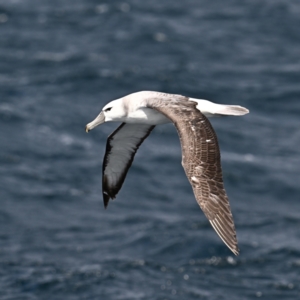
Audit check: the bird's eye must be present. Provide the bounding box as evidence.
[104,107,112,112]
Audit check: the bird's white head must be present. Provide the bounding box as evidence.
[85,98,126,132]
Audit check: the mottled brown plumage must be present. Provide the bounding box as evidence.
[149,100,239,255]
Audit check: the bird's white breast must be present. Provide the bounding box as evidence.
[125,107,170,125]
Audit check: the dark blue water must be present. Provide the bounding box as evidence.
[1,0,300,299]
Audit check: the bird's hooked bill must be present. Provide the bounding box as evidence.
[85,111,105,132]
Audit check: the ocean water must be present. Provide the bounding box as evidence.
[1,0,300,299]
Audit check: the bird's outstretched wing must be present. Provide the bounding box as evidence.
[147,98,239,255]
[102,123,155,208]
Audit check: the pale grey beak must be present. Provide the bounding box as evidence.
[85,111,105,132]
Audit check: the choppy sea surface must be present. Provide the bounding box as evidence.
[1,0,300,299]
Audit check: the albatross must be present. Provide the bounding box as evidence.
[85,91,249,255]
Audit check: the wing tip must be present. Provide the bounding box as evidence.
[224,239,240,256]
[209,219,240,256]
[103,192,110,209]
[103,191,117,209]
[231,246,240,256]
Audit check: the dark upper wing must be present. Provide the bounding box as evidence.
[148,99,239,255]
[102,123,155,208]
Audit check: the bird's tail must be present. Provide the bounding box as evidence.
[189,98,249,117]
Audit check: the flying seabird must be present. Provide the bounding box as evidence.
[85,91,249,255]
